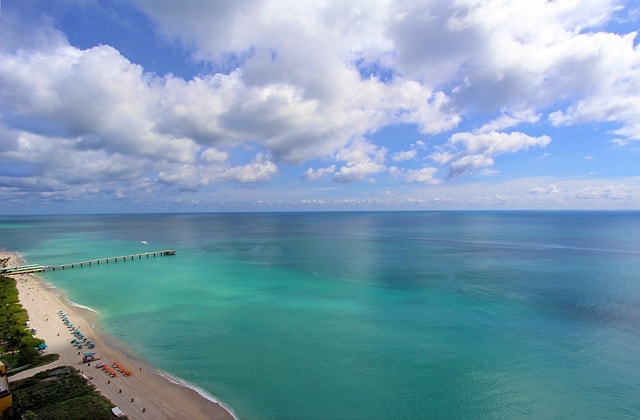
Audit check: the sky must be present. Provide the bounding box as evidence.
[0,0,639,214]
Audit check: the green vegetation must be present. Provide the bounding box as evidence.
[0,276,47,370]
[1,366,119,420]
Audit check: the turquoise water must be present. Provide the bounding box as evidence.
[2,212,640,418]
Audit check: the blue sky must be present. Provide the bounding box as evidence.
[1,0,639,213]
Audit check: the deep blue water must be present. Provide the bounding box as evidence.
[2,211,640,419]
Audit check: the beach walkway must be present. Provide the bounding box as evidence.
[10,361,66,381]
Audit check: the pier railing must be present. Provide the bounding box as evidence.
[1,250,176,275]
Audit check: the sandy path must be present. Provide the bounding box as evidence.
[2,252,235,420]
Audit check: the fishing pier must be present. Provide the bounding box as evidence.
[1,250,176,275]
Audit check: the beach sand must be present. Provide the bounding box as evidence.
[2,252,235,420]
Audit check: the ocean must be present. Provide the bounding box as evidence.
[1,211,640,419]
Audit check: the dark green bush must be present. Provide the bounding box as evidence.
[3,367,118,419]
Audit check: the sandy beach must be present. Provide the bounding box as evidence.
[2,252,235,420]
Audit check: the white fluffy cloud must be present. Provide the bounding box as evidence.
[405,166,440,184]
[393,149,417,162]
[304,165,336,181]
[0,42,199,163]
[131,0,640,149]
[435,130,552,178]
[530,184,563,195]
[548,31,640,142]
[333,139,387,183]
[218,154,278,183]
[0,0,639,210]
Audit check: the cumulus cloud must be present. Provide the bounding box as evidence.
[201,147,229,164]
[218,154,278,183]
[450,130,551,155]
[333,161,386,183]
[405,166,440,184]
[479,110,541,132]
[547,30,640,142]
[530,184,563,195]
[0,41,201,163]
[132,0,463,156]
[333,139,387,182]
[442,130,552,178]
[391,139,428,163]
[159,152,278,189]
[448,154,495,178]
[574,184,639,200]
[1,0,639,210]
[392,149,417,162]
[157,165,209,191]
[443,0,631,111]
[304,165,336,181]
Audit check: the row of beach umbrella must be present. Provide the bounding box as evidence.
[58,310,96,350]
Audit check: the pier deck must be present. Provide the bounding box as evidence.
[1,250,176,275]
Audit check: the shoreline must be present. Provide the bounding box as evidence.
[2,251,236,420]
